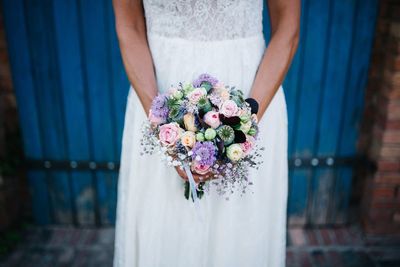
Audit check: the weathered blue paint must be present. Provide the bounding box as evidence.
[2,0,53,224]
[273,0,378,225]
[311,0,357,225]
[2,0,378,226]
[52,0,95,225]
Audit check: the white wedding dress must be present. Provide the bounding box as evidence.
[113,0,288,266]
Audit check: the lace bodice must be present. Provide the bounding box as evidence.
[143,0,264,41]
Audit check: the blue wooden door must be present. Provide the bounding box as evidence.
[2,0,378,226]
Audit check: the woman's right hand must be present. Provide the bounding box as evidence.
[174,166,213,184]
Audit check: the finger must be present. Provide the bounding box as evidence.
[180,171,188,181]
[193,175,201,184]
[175,167,188,181]
[181,169,189,180]
[199,172,212,180]
[193,174,207,183]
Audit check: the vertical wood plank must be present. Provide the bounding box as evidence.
[78,0,116,225]
[52,0,95,225]
[311,0,356,225]
[333,0,379,223]
[107,0,129,224]
[339,0,379,155]
[107,1,129,161]
[1,0,51,224]
[24,0,73,224]
[281,0,309,225]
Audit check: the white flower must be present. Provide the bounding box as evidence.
[226,144,243,162]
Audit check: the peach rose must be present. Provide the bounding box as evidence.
[183,113,197,132]
[219,90,230,101]
[181,131,196,148]
[213,83,230,101]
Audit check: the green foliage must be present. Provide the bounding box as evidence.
[166,97,182,109]
[197,96,212,112]
[230,88,245,107]
[184,181,205,201]
[201,81,212,92]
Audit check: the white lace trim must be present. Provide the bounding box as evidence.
[143,0,263,41]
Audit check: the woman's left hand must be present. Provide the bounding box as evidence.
[174,166,214,183]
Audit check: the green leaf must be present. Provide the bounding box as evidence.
[201,82,212,92]
[184,181,190,200]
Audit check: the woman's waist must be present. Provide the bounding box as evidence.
[146,32,266,96]
[146,32,266,48]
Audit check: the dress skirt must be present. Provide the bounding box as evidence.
[113,32,288,267]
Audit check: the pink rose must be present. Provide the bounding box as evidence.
[188,88,207,104]
[240,136,255,156]
[191,160,211,175]
[159,123,182,146]
[149,109,166,125]
[203,111,221,129]
[220,100,238,117]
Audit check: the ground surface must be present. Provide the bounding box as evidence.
[0,225,399,267]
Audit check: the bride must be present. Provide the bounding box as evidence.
[112,0,300,266]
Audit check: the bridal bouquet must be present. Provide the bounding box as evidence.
[141,74,263,202]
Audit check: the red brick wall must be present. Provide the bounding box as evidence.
[358,0,400,235]
[0,4,29,230]
[0,0,17,154]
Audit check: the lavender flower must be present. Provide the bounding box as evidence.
[150,94,169,119]
[193,73,219,88]
[191,141,216,166]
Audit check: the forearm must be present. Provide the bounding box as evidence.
[114,0,157,116]
[117,28,157,115]
[250,29,299,120]
[250,0,300,121]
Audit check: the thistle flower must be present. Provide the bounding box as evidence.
[191,141,216,166]
[193,73,219,88]
[168,106,185,123]
[150,94,169,119]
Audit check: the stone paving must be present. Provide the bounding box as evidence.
[0,225,399,267]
